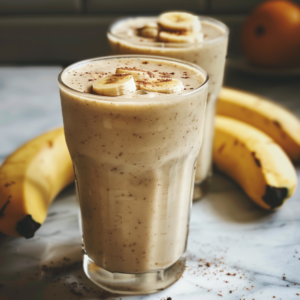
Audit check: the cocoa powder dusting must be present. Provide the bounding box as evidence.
[38,257,111,299]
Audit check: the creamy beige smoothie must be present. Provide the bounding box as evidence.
[107,14,229,198]
[59,55,208,293]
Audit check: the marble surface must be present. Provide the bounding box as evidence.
[0,66,300,300]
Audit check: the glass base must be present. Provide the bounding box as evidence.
[83,252,186,295]
[193,176,211,201]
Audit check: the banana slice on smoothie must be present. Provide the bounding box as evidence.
[158,12,201,32]
[139,22,159,38]
[93,74,136,96]
[159,31,203,43]
[139,78,184,94]
[116,67,154,81]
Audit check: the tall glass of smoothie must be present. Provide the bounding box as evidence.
[107,12,229,199]
[58,55,208,294]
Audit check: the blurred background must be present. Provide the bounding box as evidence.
[1,0,299,65]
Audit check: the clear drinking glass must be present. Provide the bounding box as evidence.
[107,16,229,200]
[58,55,208,294]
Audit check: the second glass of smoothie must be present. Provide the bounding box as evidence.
[107,13,229,199]
[59,55,208,294]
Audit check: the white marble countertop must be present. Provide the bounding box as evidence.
[0,66,300,300]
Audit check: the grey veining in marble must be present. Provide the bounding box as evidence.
[0,66,300,300]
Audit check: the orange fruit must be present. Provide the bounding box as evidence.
[241,0,300,68]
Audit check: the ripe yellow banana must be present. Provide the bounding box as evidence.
[0,128,74,238]
[213,116,297,210]
[217,87,300,161]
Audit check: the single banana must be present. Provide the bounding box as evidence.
[217,87,300,161]
[93,73,136,96]
[116,67,154,81]
[213,116,297,210]
[139,77,184,94]
[158,12,201,32]
[0,128,74,238]
[159,30,203,43]
[138,23,159,38]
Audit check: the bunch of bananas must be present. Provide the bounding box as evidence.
[214,88,298,209]
[0,88,298,238]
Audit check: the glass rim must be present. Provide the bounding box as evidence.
[58,54,209,103]
[107,15,229,48]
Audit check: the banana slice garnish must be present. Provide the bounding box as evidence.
[139,78,184,94]
[158,12,201,32]
[116,67,154,81]
[159,30,203,43]
[93,74,136,96]
[138,22,159,38]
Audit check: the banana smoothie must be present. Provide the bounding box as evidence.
[59,55,208,293]
[108,12,229,198]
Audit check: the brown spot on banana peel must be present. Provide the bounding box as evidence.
[273,120,286,139]
[0,197,11,218]
[262,185,288,209]
[251,152,261,168]
[16,215,41,239]
[273,120,281,129]
[218,143,226,153]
